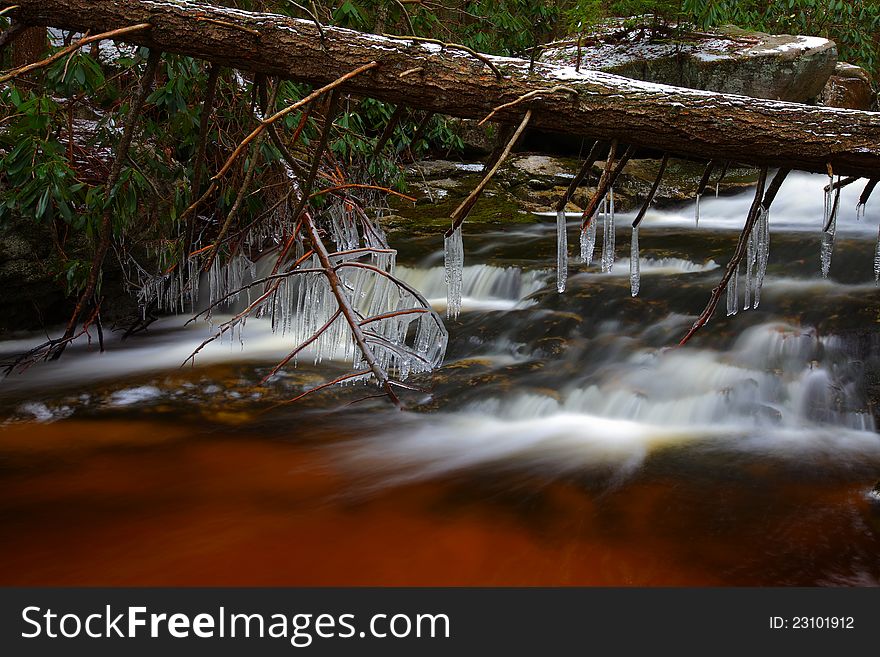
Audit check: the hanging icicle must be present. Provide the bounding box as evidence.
[820,176,840,279]
[601,191,615,273]
[556,209,568,293]
[753,208,770,309]
[874,224,880,283]
[726,262,739,316]
[444,224,464,318]
[581,213,598,265]
[630,225,640,297]
[695,194,701,228]
[744,219,755,310]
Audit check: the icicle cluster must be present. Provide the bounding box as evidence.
[725,206,771,316]
[207,253,257,309]
[268,249,447,380]
[741,207,770,310]
[601,189,616,273]
[329,204,361,251]
[630,225,640,297]
[137,256,201,318]
[556,209,568,293]
[444,225,464,319]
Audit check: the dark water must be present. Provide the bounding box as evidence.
[2,172,880,586]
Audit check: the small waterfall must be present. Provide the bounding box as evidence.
[396,264,549,312]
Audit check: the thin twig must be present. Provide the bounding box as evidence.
[580,142,636,232]
[696,159,715,197]
[285,1,325,42]
[372,104,406,156]
[478,85,577,126]
[261,308,343,382]
[679,167,783,346]
[310,183,416,203]
[382,33,503,79]
[859,178,879,206]
[273,369,372,407]
[211,62,377,182]
[180,62,377,224]
[824,175,858,193]
[823,178,842,232]
[632,153,669,228]
[555,140,601,213]
[446,109,532,237]
[0,23,151,85]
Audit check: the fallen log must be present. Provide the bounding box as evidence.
[3,0,880,178]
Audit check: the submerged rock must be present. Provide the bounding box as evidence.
[543,23,837,102]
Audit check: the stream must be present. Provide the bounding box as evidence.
[2,171,880,586]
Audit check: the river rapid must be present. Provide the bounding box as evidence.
[1,171,880,586]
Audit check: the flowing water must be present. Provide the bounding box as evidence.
[2,172,880,586]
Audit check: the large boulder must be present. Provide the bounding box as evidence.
[818,62,875,110]
[543,24,837,103]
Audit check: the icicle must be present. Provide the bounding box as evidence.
[556,209,568,293]
[695,194,701,228]
[726,263,739,316]
[580,213,597,265]
[874,223,880,283]
[744,221,755,310]
[444,225,463,319]
[601,193,615,273]
[754,208,770,309]
[822,174,833,228]
[608,188,615,270]
[630,225,640,297]
[857,202,866,222]
[820,198,838,279]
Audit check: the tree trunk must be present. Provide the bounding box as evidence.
[10,25,46,87]
[4,0,880,177]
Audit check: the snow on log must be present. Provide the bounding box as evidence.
[3,0,880,178]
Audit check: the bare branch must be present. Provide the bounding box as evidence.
[0,23,151,84]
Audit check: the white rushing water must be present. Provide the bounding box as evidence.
[349,322,880,481]
[537,171,880,235]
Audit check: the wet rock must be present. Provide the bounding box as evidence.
[447,118,496,157]
[543,24,837,102]
[0,220,71,335]
[819,62,875,110]
[405,160,483,180]
[509,154,578,186]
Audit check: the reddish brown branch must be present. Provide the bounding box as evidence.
[678,167,789,346]
[632,153,669,228]
[0,22,151,84]
[446,109,532,237]
[555,140,601,213]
